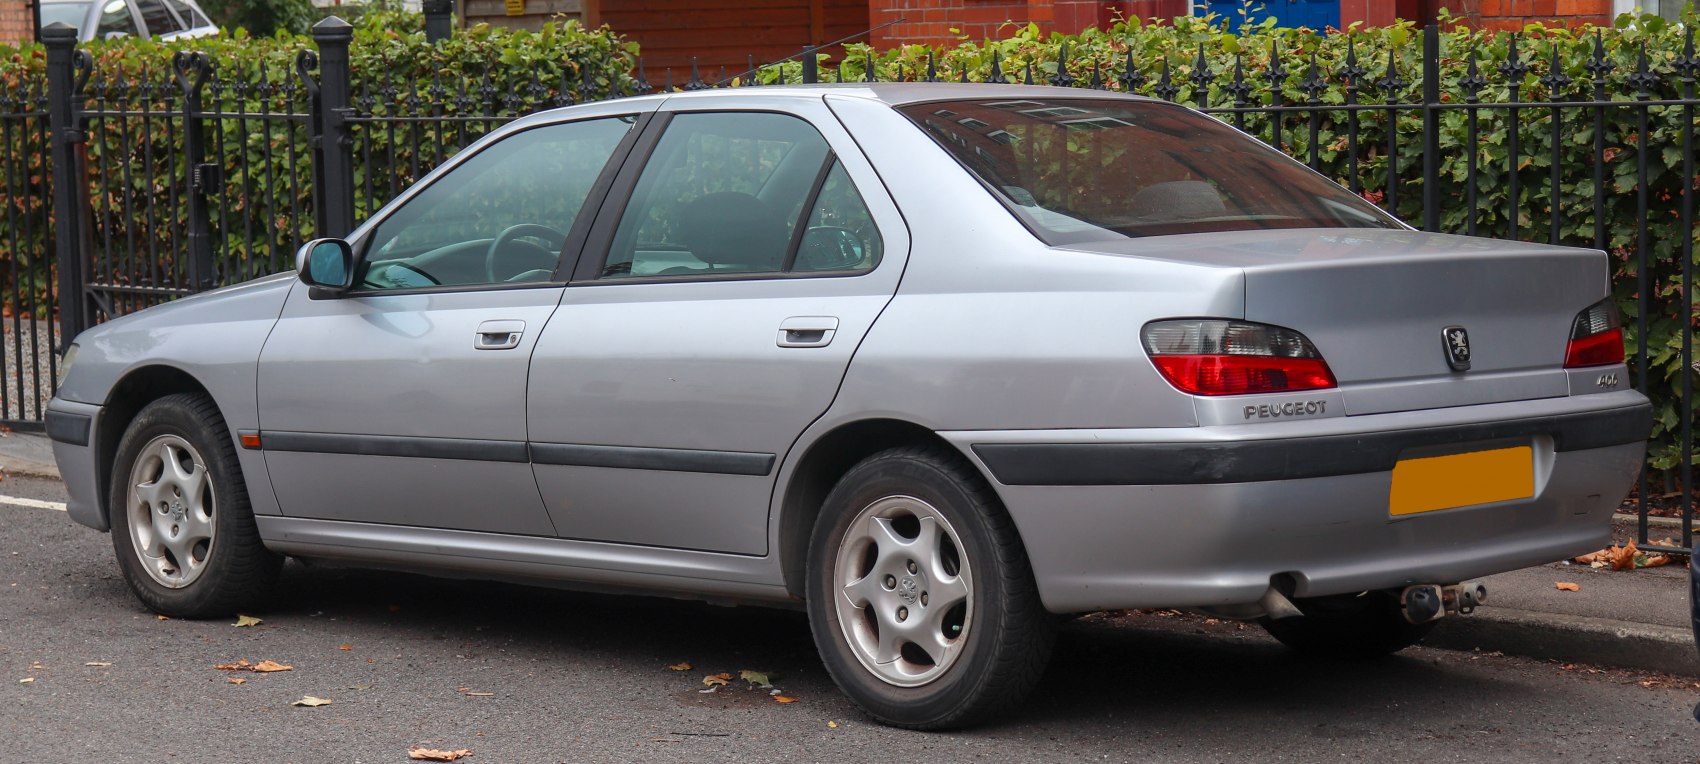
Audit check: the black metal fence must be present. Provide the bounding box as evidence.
[12,20,1698,552]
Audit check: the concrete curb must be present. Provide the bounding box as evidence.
[1426,605,1699,677]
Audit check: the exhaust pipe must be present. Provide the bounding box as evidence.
[1258,586,1304,621]
[1401,580,1489,624]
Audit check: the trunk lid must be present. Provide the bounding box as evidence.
[1060,229,1607,415]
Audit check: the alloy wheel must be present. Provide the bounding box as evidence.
[832,495,974,687]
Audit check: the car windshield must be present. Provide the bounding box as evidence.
[38,2,91,28]
[897,98,1401,245]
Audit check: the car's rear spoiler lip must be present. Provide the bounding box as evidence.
[972,401,1653,487]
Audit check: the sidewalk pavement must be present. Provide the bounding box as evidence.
[0,430,1691,676]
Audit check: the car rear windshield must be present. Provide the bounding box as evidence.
[897,98,1401,245]
[38,2,91,28]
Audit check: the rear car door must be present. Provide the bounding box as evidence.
[527,96,910,554]
[256,111,643,534]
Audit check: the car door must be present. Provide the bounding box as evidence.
[527,96,910,554]
[256,111,645,535]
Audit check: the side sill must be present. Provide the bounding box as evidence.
[255,516,793,605]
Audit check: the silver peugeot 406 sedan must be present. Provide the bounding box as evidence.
[47,84,1651,728]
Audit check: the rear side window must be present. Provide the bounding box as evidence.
[602,111,880,279]
[163,0,209,27]
[95,0,140,37]
[897,98,1400,245]
[132,0,181,35]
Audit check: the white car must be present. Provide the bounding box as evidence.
[37,0,218,41]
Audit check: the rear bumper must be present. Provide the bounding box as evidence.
[943,392,1651,614]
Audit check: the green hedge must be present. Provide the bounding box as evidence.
[2,13,1698,472]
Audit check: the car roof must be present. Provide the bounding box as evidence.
[655,82,1162,107]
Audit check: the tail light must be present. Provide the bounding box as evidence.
[1141,319,1337,396]
[1564,299,1624,368]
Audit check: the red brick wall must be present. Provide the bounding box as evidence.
[869,0,1188,48]
[0,0,34,46]
[1437,0,1613,30]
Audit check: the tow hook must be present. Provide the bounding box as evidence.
[1400,581,1489,624]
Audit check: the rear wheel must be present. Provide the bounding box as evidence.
[805,445,1053,729]
[1259,590,1434,657]
[108,393,280,618]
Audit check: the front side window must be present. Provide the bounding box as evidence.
[898,98,1401,245]
[359,116,634,291]
[601,111,878,279]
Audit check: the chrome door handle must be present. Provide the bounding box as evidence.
[475,319,525,350]
[778,316,839,348]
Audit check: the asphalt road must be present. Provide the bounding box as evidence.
[3,474,1697,763]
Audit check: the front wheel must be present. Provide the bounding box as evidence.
[108,393,280,617]
[1259,590,1435,657]
[806,445,1053,730]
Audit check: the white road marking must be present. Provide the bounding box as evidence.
[0,495,67,512]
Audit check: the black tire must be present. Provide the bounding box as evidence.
[1259,590,1435,657]
[805,444,1053,730]
[107,393,281,618]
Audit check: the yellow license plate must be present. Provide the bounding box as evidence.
[1389,446,1534,516]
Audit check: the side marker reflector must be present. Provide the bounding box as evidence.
[240,433,261,449]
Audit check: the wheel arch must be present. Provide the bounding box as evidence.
[94,364,223,529]
[777,417,1009,600]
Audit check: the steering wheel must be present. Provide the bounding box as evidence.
[487,224,568,283]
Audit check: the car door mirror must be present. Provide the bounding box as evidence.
[297,238,354,297]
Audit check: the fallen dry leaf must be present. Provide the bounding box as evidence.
[739,670,772,687]
[408,747,473,761]
[292,696,333,707]
[702,673,732,687]
[156,615,170,621]
[774,695,798,704]
[340,645,353,651]
[226,677,247,685]
[666,662,692,671]
[1609,539,1638,571]
[83,662,112,667]
[252,661,293,673]
[214,660,252,671]
[827,720,838,729]
[1555,582,1581,591]
[233,615,263,628]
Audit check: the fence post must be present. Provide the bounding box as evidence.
[423,0,453,43]
[174,52,216,291]
[42,23,87,346]
[1421,24,1440,232]
[801,45,817,84]
[312,17,357,238]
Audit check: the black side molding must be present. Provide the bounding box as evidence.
[530,443,775,476]
[257,431,775,476]
[973,402,1653,487]
[44,410,91,447]
[262,431,530,463]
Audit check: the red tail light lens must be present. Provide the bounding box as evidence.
[1564,299,1624,368]
[1142,320,1337,396]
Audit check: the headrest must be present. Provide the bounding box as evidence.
[1129,180,1227,221]
[676,191,790,270]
